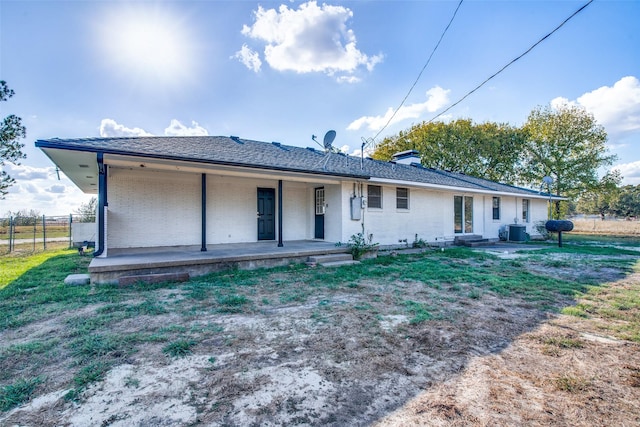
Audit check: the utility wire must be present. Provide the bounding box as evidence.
[370,0,464,144]
[426,0,594,124]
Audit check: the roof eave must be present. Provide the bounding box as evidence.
[36,139,371,180]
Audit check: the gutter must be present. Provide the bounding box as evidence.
[93,152,107,257]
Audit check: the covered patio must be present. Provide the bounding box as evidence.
[89,240,350,284]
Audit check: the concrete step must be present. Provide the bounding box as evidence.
[308,253,354,264]
[463,239,491,247]
[454,234,483,242]
[64,274,90,286]
[319,260,360,267]
[454,235,487,246]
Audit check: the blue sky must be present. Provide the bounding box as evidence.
[1,0,639,215]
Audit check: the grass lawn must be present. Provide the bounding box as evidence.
[1,237,639,425]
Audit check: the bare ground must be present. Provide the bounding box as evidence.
[1,251,639,426]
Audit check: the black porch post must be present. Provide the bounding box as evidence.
[201,173,207,252]
[278,179,283,247]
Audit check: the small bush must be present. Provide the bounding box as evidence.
[347,232,379,260]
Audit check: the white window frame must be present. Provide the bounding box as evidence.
[522,199,530,223]
[368,185,382,209]
[492,197,500,221]
[396,187,409,210]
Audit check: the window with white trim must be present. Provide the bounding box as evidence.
[492,197,500,220]
[367,185,382,209]
[396,187,409,209]
[522,199,530,223]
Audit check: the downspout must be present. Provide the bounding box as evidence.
[278,179,283,247]
[94,152,107,257]
[201,173,207,251]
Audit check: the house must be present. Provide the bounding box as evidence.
[37,136,558,281]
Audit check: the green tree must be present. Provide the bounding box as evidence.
[575,170,622,220]
[0,81,27,198]
[373,119,526,183]
[520,105,615,219]
[611,185,640,218]
[74,197,97,223]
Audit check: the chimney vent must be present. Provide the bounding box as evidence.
[392,150,421,165]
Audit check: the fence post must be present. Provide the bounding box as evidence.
[33,217,36,252]
[69,214,73,248]
[43,215,47,250]
[8,216,13,253]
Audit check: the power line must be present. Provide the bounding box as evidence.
[370,0,464,144]
[426,0,594,124]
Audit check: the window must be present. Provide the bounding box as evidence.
[492,197,500,220]
[315,188,325,215]
[465,196,473,233]
[454,195,473,234]
[367,185,382,208]
[522,199,530,223]
[396,187,409,209]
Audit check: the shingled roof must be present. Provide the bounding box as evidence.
[36,135,550,197]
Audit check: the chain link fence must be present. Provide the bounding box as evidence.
[0,215,92,254]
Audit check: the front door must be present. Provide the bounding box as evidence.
[257,188,275,240]
[314,187,325,239]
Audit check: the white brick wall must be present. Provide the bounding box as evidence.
[107,169,313,249]
[206,176,310,244]
[105,167,551,250]
[107,168,201,248]
[337,181,551,246]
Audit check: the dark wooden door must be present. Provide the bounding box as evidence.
[314,187,325,239]
[257,188,276,240]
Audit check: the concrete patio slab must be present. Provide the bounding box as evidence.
[89,240,349,284]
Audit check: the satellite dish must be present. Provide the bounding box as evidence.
[323,130,336,151]
[542,176,553,185]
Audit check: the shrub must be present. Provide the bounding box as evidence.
[347,232,378,260]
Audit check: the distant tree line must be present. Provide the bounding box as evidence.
[1,209,42,226]
[575,184,640,219]
[2,197,97,226]
[373,104,617,219]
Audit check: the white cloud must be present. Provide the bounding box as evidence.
[336,75,360,84]
[164,120,209,136]
[347,86,451,132]
[99,119,153,137]
[551,76,640,139]
[4,163,52,180]
[240,1,382,80]
[233,44,262,73]
[2,166,92,216]
[616,161,640,185]
[349,144,376,158]
[99,119,209,137]
[47,184,67,194]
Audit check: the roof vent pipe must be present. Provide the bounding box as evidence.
[392,150,421,165]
